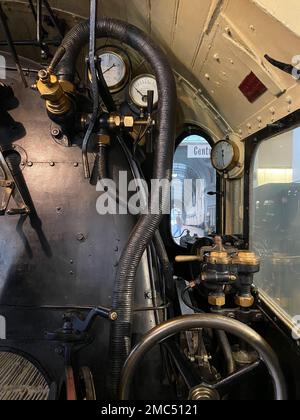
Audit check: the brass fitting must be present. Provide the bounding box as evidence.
[37,69,72,116]
[206,251,231,265]
[175,255,202,263]
[232,251,260,267]
[208,294,226,307]
[108,114,135,129]
[235,295,254,308]
[97,133,111,146]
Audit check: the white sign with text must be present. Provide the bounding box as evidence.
[187,144,211,159]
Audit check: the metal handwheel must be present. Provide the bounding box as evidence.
[120,314,287,400]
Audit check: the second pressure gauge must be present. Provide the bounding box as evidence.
[129,74,158,109]
[98,48,130,93]
[211,139,240,173]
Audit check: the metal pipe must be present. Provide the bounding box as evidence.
[36,0,42,46]
[216,330,236,375]
[0,4,28,87]
[43,0,64,39]
[119,314,287,400]
[0,40,60,47]
[82,0,99,179]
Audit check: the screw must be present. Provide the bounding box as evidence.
[55,347,64,356]
[109,312,118,321]
[51,128,62,139]
[76,233,86,242]
[38,69,49,82]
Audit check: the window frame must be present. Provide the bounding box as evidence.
[243,109,300,338]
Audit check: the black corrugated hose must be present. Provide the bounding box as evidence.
[54,18,177,397]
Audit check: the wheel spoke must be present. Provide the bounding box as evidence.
[215,360,262,396]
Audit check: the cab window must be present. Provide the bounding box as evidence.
[171,133,217,245]
[251,127,300,319]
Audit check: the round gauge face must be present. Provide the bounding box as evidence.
[129,75,158,108]
[99,51,129,92]
[211,140,239,172]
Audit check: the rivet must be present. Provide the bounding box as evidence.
[27,161,33,167]
[73,162,79,167]
[225,27,231,35]
[49,161,55,167]
[51,128,62,139]
[250,25,255,31]
[213,53,220,62]
[257,116,262,123]
[205,73,210,80]
[76,233,86,242]
[269,107,276,115]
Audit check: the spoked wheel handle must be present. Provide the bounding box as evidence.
[120,314,287,401]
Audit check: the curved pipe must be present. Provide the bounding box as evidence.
[54,18,177,396]
[216,330,236,375]
[120,314,287,400]
[154,231,173,295]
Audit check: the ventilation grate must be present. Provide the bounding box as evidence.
[0,352,49,400]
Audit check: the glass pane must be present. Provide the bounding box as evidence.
[171,135,216,245]
[251,127,300,319]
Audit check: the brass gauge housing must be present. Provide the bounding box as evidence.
[211,139,240,173]
[96,47,131,94]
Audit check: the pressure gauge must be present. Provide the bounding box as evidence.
[211,139,240,173]
[98,48,130,93]
[129,74,158,109]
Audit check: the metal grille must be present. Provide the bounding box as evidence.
[0,352,49,400]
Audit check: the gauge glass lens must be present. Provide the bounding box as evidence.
[211,141,235,171]
[129,75,158,108]
[99,52,127,89]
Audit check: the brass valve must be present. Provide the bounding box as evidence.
[107,113,153,131]
[37,69,72,116]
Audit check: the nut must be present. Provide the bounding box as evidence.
[98,133,111,146]
[123,116,134,128]
[109,312,118,321]
[208,294,226,307]
[235,295,254,308]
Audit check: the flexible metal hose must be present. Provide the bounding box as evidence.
[54,18,177,396]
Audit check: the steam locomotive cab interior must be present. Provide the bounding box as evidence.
[0,0,300,401]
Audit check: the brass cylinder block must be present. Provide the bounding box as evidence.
[37,70,72,116]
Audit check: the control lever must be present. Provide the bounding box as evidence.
[0,150,30,216]
[146,90,154,154]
